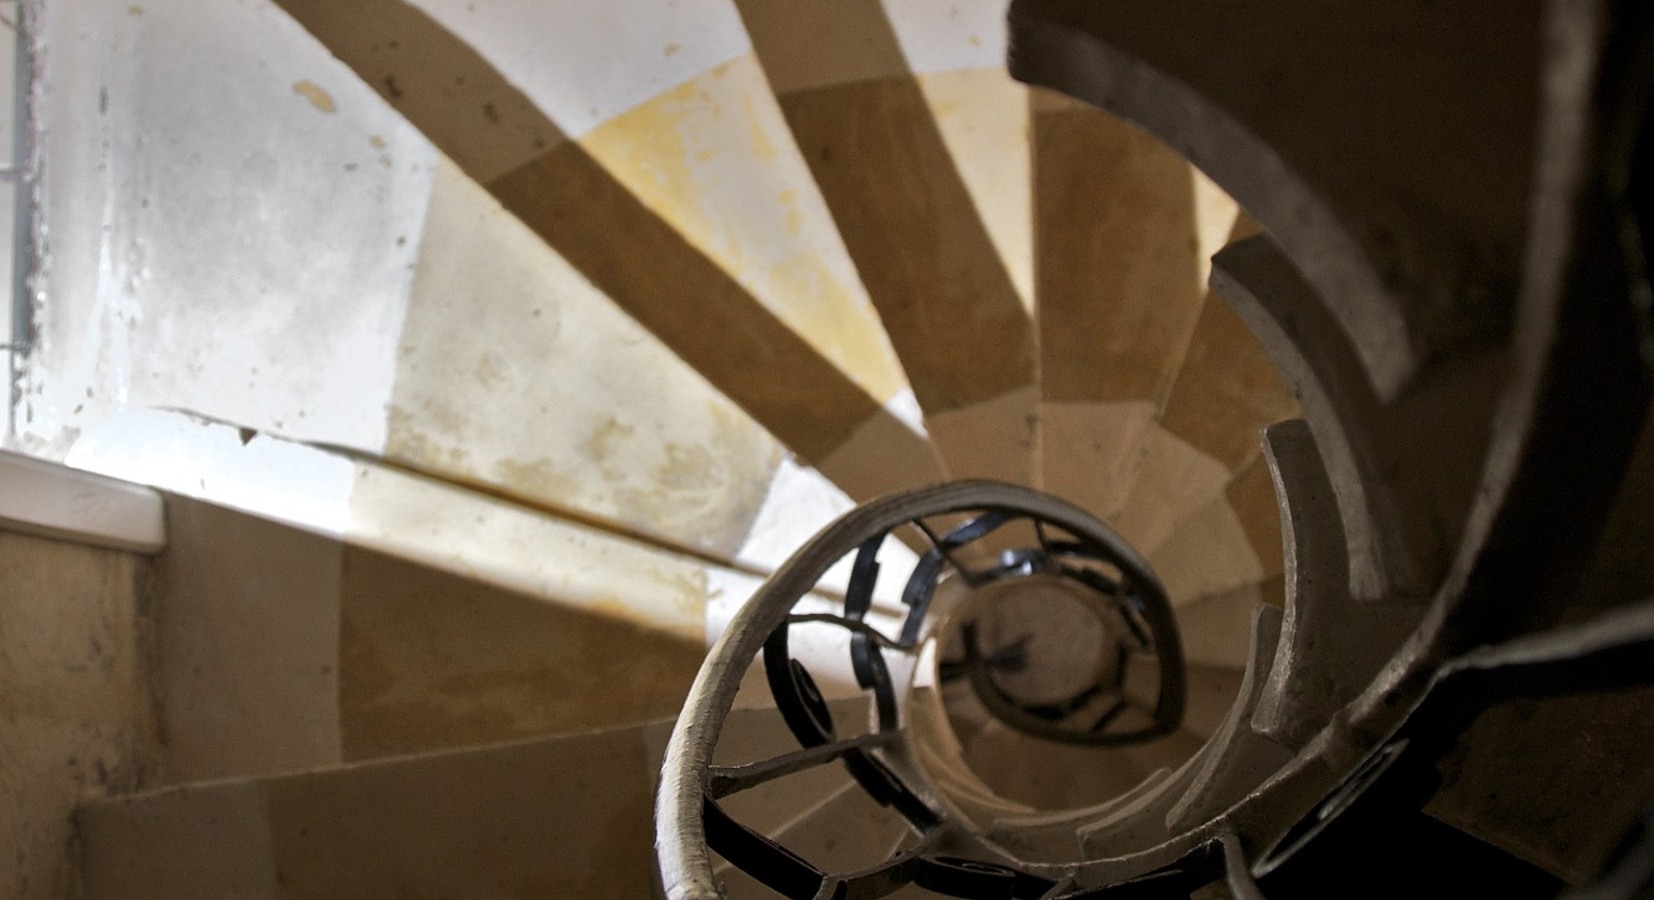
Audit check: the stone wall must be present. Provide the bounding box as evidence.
[0,530,155,900]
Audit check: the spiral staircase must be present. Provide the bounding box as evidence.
[2,0,1651,897]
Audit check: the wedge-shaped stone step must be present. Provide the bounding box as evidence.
[273,0,948,508]
[29,0,893,571]
[1035,99,1243,522]
[79,707,836,900]
[1109,212,1298,557]
[80,721,665,899]
[739,0,1039,485]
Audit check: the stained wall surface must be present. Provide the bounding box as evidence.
[0,530,154,900]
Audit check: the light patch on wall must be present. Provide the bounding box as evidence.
[1150,496,1267,609]
[291,79,336,112]
[1037,400,1158,521]
[64,409,355,541]
[580,54,910,407]
[1113,424,1234,556]
[22,0,438,459]
[882,0,1008,75]
[1191,168,1241,293]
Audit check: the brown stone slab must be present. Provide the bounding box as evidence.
[338,544,705,761]
[78,782,279,900]
[774,77,1036,414]
[1033,98,1203,405]
[732,0,910,95]
[263,726,666,898]
[1160,298,1297,475]
[150,498,344,784]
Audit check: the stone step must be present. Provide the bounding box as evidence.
[79,706,825,900]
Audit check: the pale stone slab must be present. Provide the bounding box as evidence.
[916,68,1034,313]
[927,385,1040,485]
[1150,497,1266,611]
[884,0,1009,75]
[409,0,749,140]
[69,410,738,642]
[1037,400,1157,521]
[1114,424,1232,556]
[816,408,952,503]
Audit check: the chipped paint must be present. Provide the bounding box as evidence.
[291,79,336,113]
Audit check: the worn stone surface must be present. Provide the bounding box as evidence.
[1158,275,1299,472]
[339,544,706,761]
[491,138,905,469]
[80,723,679,900]
[389,158,785,558]
[1037,400,1156,520]
[1033,96,1203,406]
[1112,424,1231,556]
[278,0,932,505]
[151,497,342,784]
[0,530,153,900]
[775,76,1035,417]
[741,0,1036,426]
[22,0,434,459]
[579,53,912,409]
[1149,497,1266,611]
[1427,686,1654,884]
